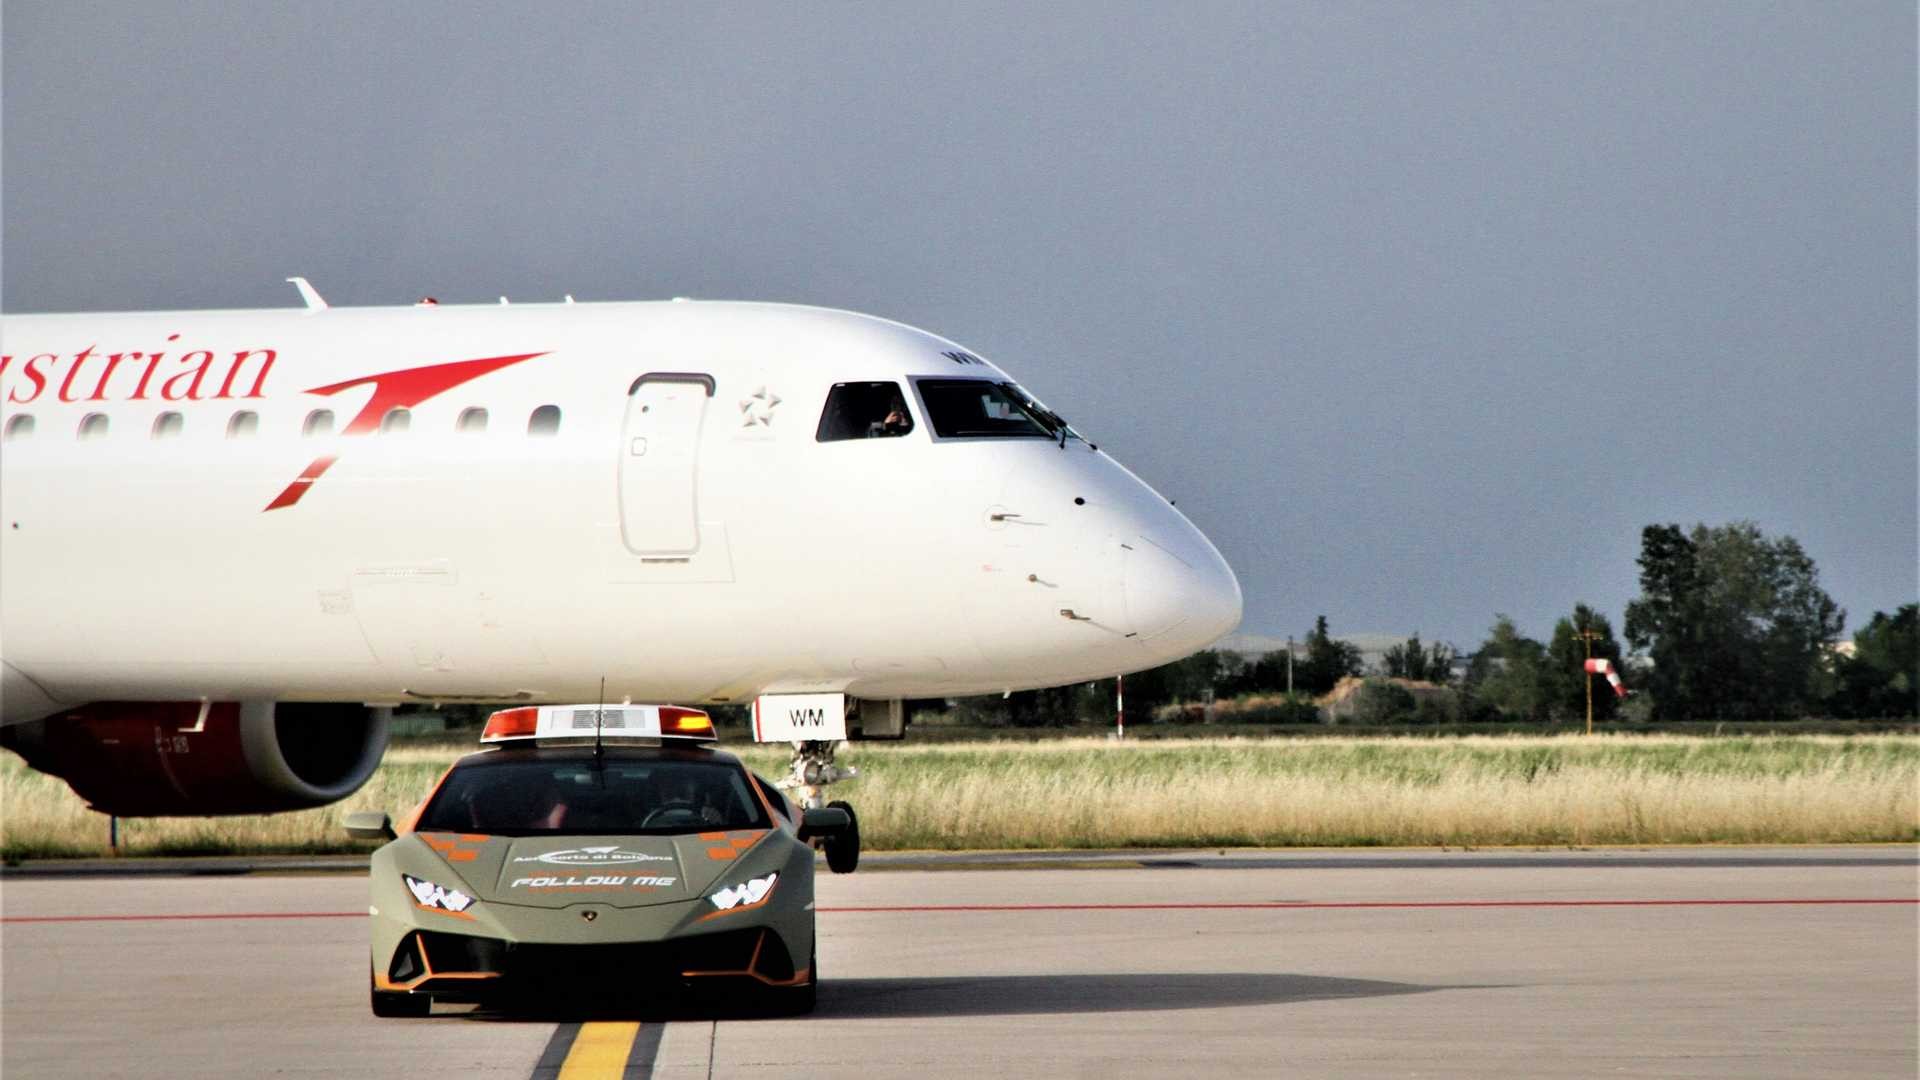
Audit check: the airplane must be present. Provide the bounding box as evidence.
[0,285,1241,818]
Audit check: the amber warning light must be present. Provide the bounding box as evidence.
[481,704,715,743]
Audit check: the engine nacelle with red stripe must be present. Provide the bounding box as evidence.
[0,701,389,815]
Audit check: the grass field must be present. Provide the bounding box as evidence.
[3,733,1915,860]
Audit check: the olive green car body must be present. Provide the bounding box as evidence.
[359,743,819,1014]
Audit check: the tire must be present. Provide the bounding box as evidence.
[371,974,431,1018]
[824,800,860,874]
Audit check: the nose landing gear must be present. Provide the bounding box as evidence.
[777,739,860,874]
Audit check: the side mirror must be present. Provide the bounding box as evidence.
[797,806,851,841]
[343,811,395,842]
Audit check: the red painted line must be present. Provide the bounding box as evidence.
[818,898,1920,913]
[3,912,362,924]
[4,898,1913,925]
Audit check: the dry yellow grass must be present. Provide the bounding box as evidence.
[0,745,463,859]
[826,735,1920,848]
[4,733,1915,858]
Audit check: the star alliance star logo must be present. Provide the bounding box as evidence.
[739,386,780,427]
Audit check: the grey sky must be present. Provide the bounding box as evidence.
[5,2,1914,652]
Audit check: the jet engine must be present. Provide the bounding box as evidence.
[0,701,389,816]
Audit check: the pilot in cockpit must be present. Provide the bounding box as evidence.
[865,387,912,438]
[871,403,911,438]
[818,381,914,441]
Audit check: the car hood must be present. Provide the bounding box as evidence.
[411,829,773,910]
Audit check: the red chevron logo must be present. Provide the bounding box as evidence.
[264,352,547,511]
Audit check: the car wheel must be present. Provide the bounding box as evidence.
[371,974,431,1018]
[824,800,859,874]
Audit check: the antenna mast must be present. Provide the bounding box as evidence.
[595,677,606,760]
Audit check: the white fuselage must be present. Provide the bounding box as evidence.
[0,300,1240,722]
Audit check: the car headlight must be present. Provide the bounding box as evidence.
[403,873,475,914]
[708,872,777,912]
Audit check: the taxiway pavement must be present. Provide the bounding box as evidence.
[3,847,1914,1078]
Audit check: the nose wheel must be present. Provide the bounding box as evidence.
[778,740,861,874]
[822,799,860,874]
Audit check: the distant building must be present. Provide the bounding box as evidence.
[1217,632,1457,676]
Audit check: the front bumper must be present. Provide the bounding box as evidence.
[377,925,808,1001]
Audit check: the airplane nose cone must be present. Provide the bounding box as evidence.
[1122,533,1242,649]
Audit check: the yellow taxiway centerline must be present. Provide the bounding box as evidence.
[556,1021,642,1079]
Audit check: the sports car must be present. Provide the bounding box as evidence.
[344,704,849,1017]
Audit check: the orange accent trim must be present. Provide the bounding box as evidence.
[699,832,726,841]
[744,772,800,835]
[457,834,488,843]
[679,929,812,986]
[446,850,479,862]
[398,765,460,835]
[730,837,757,848]
[411,903,477,921]
[374,932,502,992]
[705,848,737,860]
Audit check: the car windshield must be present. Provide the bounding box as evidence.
[416,753,769,836]
[914,378,1079,441]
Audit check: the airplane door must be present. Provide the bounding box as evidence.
[619,373,713,554]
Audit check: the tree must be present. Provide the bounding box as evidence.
[1001,683,1086,727]
[1383,634,1457,685]
[1829,604,1919,718]
[1236,649,1296,695]
[1107,648,1238,723]
[1349,679,1419,725]
[1465,615,1550,721]
[1298,616,1362,695]
[1623,522,1844,721]
[1545,604,1625,724]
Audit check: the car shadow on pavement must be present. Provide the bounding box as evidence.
[455,973,1495,1023]
[817,972,1481,1019]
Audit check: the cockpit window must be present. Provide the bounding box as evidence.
[913,378,1078,442]
[816,381,915,442]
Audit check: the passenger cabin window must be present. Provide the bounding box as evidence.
[456,407,488,434]
[77,413,109,440]
[527,404,560,437]
[152,412,184,439]
[303,409,334,437]
[4,415,33,441]
[816,381,914,442]
[226,411,259,438]
[914,378,1067,441]
[380,407,411,434]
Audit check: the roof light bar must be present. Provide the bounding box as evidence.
[481,707,540,742]
[661,707,714,736]
[480,704,716,744]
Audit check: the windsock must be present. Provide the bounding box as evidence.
[1584,658,1628,698]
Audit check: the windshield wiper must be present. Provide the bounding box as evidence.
[1002,382,1079,448]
